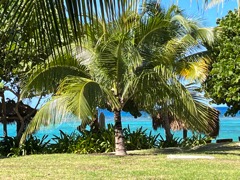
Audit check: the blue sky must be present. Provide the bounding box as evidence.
[161,0,238,27]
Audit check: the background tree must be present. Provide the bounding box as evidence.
[204,9,240,116]
[1,0,152,152]
[130,3,218,142]
[0,0,56,139]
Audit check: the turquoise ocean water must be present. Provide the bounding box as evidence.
[1,107,240,142]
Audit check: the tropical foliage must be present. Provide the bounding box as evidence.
[1,0,220,156]
[131,4,218,141]
[1,0,139,59]
[0,0,54,139]
[204,9,240,116]
[0,125,211,157]
[1,125,160,157]
[19,2,219,156]
[181,133,212,148]
[0,135,50,157]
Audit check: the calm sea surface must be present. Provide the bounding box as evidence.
[1,107,240,141]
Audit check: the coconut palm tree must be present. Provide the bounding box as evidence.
[20,3,217,155]
[130,3,218,142]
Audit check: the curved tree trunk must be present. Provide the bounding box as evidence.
[17,121,25,141]
[114,109,127,156]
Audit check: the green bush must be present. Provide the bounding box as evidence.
[124,125,160,150]
[158,135,182,148]
[0,135,51,157]
[180,133,212,148]
[73,124,115,154]
[0,137,19,157]
[97,124,115,152]
[40,125,160,154]
[48,125,115,154]
[21,135,50,155]
[49,130,79,153]
[0,125,213,157]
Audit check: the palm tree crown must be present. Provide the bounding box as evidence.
[19,2,218,155]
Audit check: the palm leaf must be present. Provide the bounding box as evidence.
[135,63,214,133]
[21,52,90,97]
[21,75,120,142]
[2,0,141,63]
[176,56,210,82]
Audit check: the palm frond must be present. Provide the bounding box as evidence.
[192,27,215,45]
[206,0,226,9]
[2,0,141,63]
[21,75,120,142]
[21,52,89,97]
[177,56,210,82]
[184,83,219,133]
[136,8,172,46]
[135,64,216,133]
[20,95,74,143]
[56,76,120,114]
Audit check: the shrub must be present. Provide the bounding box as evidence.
[0,137,19,157]
[49,125,159,154]
[73,124,115,154]
[2,126,213,157]
[0,135,51,157]
[49,130,79,153]
[123,125,160,150]
[21,135,50,155]
[158,135,182,148]
[181,133,212,148]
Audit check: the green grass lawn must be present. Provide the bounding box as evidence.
[1,143,240,180]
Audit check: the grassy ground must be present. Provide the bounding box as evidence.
[1,143,240,180]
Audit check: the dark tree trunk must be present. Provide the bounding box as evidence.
[16,120,25,140]
[1,93,7,137]
[17,121,21,135]
[15,101,26,141]
[114,109,127,156]
[90,109,99,133]
[183,129,188,140]
[163,113,173,142]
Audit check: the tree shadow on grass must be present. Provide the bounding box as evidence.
[127,147,184,155]
[127,142,240,156]
[187,142,240,156]
[0,156,8,159]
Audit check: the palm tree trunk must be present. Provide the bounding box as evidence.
[114,109,127,156]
